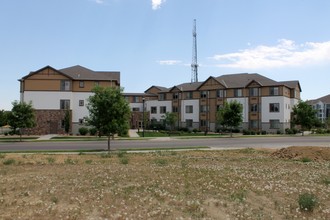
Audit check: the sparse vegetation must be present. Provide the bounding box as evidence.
[0,148,330,219]
[3,158,15,165]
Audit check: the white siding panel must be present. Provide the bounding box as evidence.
[227,98,249,122]
[146,100,172,121]
[262,96,287,122]
[23,91,72,110]
[72,93,93,123]
[181,99,199,122]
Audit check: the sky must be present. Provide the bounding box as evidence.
[1,0,330,110]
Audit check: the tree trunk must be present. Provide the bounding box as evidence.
[107,135,111,153]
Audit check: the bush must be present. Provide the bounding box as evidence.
[261,130,267,135]
[89,127,97,136]
[3,159,15,165]
[79,127,89,136]
[192,128,199,133]
[119,157,129,165]
[298,193,318,212]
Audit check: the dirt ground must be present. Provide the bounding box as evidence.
[0,147,330,219]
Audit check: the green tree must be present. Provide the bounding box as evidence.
[7,101,36,141]
[86,86,131,152]
[0,110,8,126]
[291,101,318,136]
[216,100,243,137]
[162,112,177,131]
[64,109,71,134]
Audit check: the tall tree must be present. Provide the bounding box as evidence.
[216,100,243,137]
[86,86,131,152]
[7,101,36,141]
[0,110,7,127]
[291,100,318,136]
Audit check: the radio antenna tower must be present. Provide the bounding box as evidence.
[191,19,198,83]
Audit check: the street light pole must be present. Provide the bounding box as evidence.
[142,97,145,137]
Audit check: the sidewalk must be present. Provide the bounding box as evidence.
[37,134,57,140]
[128,129,140,138]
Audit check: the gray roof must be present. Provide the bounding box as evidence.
[169,82,203,92]
[60,65,120,82]
[214,73,278,88]
[308,94,330,104]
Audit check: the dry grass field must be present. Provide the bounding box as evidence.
[1,147,330,219]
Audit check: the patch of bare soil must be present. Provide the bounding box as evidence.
[271,146,330,161]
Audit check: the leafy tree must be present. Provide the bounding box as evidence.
[216,100,243,137]
[291,101,318,136]
[7,101,36,141]
[162,112,177,131]
[64,109,71,134]
[86,86,131,152]
[0,110,8,127]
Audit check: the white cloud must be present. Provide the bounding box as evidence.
[152,0,166,10]
[157,60,182,65]
[211,39,330,69]
[92,0,105,4]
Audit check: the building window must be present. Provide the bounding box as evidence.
[151,107,157,114]
[200,91,208,98]
[185,105,193,113]
[172,106,178,113]
[217,89,226,98]
[159,94,165,101]
[160,106,166,114]
[270,120,280,129]
[79,118,84,125]
[250,104,258,112]
[60,80,71,91]
[249,88,259,96]
[79,100,84,106]
[200,105,209,113]
[270,103,280,112]
[250,120,258,129]
[79,81,84,88]
[234,89,243,97]
[186,92,193,99]
[270,87,279,96]
[186,119,193,128]
[200,120,208,127]
[94,81,100,86]
[133,96,139,103]
[132,107,140,112]
[60,100,70,110]
[173,93,179,100]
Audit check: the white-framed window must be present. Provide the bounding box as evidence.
[200,91,208,98]
[79,81,84,88]
[159,94,165,101]
[79,118,84,125]
[60,100,70,110]
[270,119,280,129]
[132,107,140,112]
[270,103,280,112]
[250,104,258,112]
[173,93,179,100]
[250,120,258,129]
[79,100,84,106]
[200,105,209,113]
[200,120,208,127]
[185,105,193,113]
[217,89,226,98]
[60,80,71,91]
[186,92,193,99]
[249,88,259,96]
[270,87,279,96]
[160,106,166,114]
[234,89,243,97]
[172,106,178,113]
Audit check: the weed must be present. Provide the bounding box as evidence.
[117,151,127,158]
[21,154,28,159]
[3,159,15,165]
[298,193,318,212]
[46,157,55,164]
[0,154,5,159]
[119,157,129,165]
[301,157,312,163]
[51,196,59,204]
[230,190,247,203]
[322,177,330,185]
[154,158,168,166]
[85,160,93,164]
[78,152,86,155]
[64,158,76,165]
[100,153,112,158]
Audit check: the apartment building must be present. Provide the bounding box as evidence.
[307,94,330,123]
[126,73,301,133]
[19,65,120,134]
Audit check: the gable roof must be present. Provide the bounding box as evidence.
[20,65,120,83]
[308,94,330,104]
[169,81,203,92]
[60,65,120,82]
[214,73,278,88]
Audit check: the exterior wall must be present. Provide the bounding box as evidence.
[23,91,73,110]
[72,92,93,123]
[147,100,172,121]
[227,97,249,123]
[181,99,199,123]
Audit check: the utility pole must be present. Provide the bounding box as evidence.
[191,19,198,83]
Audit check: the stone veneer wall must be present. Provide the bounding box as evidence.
[24,110,71,135]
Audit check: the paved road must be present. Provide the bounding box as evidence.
[0,136,330,152]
